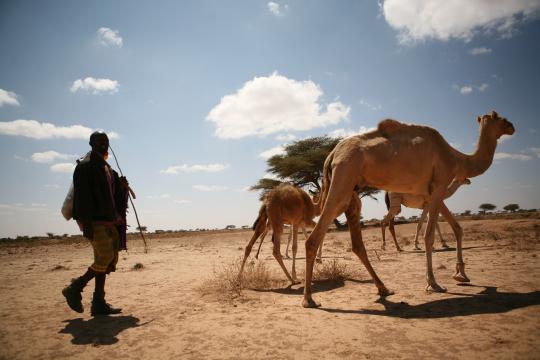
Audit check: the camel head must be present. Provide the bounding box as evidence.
[476,111,515,139]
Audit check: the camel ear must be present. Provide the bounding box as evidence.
[491,110,498,119]
[477,116,482,123]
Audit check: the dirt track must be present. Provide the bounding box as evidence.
[1,218,539,359]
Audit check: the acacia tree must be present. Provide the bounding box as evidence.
[503,204,520,212]
[251,136,379,227]
[479,203,496,213]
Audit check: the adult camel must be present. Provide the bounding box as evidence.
[239,184,320,285]
[380,178,471,251]
[303,111,514,308]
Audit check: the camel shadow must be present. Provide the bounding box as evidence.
[59,315,148,345]
[318,286,540,319]
[252,278,373,296]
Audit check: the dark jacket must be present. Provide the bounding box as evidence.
[72,151,127,222]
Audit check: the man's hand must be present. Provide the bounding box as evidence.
[83,222,94,240]
[119,176,129,189]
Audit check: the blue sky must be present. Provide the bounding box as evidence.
[1,0,540,237]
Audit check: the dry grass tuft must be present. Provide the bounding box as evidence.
[132,262,145,271]
[312,259,358,282]
[198,257,282,301]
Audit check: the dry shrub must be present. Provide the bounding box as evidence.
[312,259,357,282]
[131,262,144,270]
[198,257,282,301]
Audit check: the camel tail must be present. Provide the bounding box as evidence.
[252,203,268,231]
[318,149,335,213]
[384,192,390,210]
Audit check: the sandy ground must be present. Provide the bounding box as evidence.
[1,218,539,359]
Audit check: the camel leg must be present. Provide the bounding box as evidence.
[436,222,449,248]
[388,218,402,252]
[303,170,355,308]
[380,220,387,250]
[424,191,446,293]
[309,227,324,262]
[291,224,299,282]
[271,225,297,285]
[439,203,469,283]
[346,194,392,297]
[414,207,428,250]
[254,226,269,260]
[239,221,267,281]
[285,228,292,259]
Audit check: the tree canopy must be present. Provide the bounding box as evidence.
[251,136,379,200]
[479,203,496,212]
[503,203,520,212]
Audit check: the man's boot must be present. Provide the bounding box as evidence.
[91,291,122,316]
[62,278,86,313]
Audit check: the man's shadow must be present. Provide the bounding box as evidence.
[59,315,147,345]
[319,286,540,319]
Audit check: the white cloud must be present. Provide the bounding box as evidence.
[381,0,540,44]
[97,27,123,47]
[259,145,286,159]
[329,126,375,138]
[70,77,119,94]
[31,150,75,163]
[174,199,192,204]
[469,47,492,55]
[358,98,382,111]
[498,134,514,143]
[0,89,20,107]
[146,194,171,199]
[193,185,228,192]
[268,2,288,16]
[50,163,76,173]
[206,72,350,139]
[456,83,488,95]
[494,152,532,161]
[275,133,296,141]
[528,147,540,158]
[0,120,118,140]
[160,163,230,174]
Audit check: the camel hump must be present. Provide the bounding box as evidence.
[377,119,406,133]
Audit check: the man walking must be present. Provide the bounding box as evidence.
[62,131,129,316]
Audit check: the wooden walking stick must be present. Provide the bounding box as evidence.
[109,145,149,253]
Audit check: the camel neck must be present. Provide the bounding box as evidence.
[460,125,497,178]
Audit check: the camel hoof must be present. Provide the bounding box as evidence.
[302,298,321,308]
[315,258,322,264]
[291,279,301,285]
[397,247,403,252]
[414,245,421,250]
[441,244,450,249]
[425,283,447,293]
[453,273,470,283]
[378,287,394,297]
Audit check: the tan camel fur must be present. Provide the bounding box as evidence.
[255,223,324,261]
[302,111,514,308]
[381,178,471,251]
[239,184,320,285]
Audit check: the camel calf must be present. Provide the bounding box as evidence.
[381,178,471,251]
[255,223,323,262]
[239,184,320,285]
